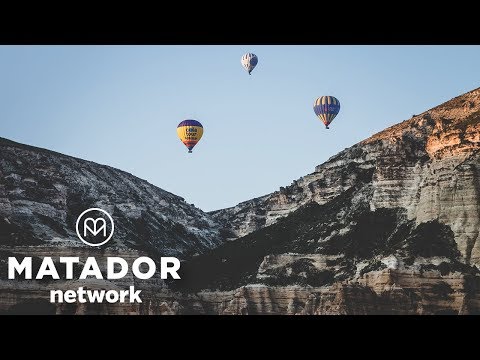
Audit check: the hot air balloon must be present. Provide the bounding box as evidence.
[177,119,203,153]
[241,53,258,75]
[313,96,340,129]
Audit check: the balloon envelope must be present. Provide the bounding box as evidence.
[313,96,340,128]
[241,53,258,75]
[177,119,203,153]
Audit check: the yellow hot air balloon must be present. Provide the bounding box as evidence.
[177,119,203,153]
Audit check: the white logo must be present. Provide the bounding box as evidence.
[76,208,114,247]
[84,218,107,237]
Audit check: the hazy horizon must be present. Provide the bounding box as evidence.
[1,45,480,211]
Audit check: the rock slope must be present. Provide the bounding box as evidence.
[0,137,226,257]
[167,87,480,314]
[1,87,480,314]
[211,88,480,266]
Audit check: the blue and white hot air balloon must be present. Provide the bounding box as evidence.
[313,96,341,129]
[241,53,258,75]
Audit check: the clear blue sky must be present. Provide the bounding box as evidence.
[1,46,480,211]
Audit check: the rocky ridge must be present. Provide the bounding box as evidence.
[211,88,480,265]
[1,88,480,314]
[0,137,226,258]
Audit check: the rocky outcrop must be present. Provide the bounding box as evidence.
[3,266,479,314]
[169,88,480,315]
[0,137,233,314]
[1,88,480,315]
[0,137,226,257]
[211,88,480,267]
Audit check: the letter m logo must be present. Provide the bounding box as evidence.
[84,218,107,237]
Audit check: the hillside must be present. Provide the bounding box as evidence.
[0,137,227,257]
[1,87,479,314]
[172,87,480,314]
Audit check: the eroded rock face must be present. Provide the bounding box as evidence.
[1,88,480,315]
[3,266,479,315]
[0,138,234,314]
[211,88,480,266]
[0,138,226,257]
[169,88,480,315]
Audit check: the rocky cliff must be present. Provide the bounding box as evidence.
[0,137,226,257]
[0,137,235,314]
[1,87,480,314]
[210,88,480,266]
[172,87,480,314]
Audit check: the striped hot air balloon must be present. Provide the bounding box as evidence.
[177,119,203,153]
[313,96,340,129]
[241,53,258,75]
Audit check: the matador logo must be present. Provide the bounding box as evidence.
[76,208,115,247]
[8,210,180,305]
